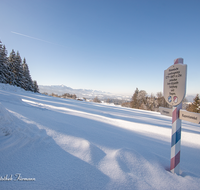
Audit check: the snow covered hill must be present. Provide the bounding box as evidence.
[0,83,200,190]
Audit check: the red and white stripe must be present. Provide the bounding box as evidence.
[170,58,183,174]
[170,103,182,174]
[174,58,183,64]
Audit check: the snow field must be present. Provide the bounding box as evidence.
[0,83,200,189]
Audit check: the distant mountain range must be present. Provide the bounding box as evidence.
[38,85,195,102]
[38,85,131,100]
[185,95,196,102]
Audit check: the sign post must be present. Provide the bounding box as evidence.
[160,59,199,174]
[160,58,200,174]
[164,58,187,174]
[170,103,182,174]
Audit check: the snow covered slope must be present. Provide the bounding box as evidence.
[0,83,200,190]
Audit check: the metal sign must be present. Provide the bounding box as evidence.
[159,107,200,124]
[179,109,200,124]
[164,64,187,106]
[159,107,172,117]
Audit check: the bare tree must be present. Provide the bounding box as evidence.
[93,96,101,103]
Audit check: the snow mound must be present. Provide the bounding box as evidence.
[97,148,167,189]
[0,103,14,136]
[33,128,107,165]
[0,83,25,93]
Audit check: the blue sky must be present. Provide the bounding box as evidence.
[0,0,200,96]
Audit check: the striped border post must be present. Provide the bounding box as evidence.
[174,58,183,65]
[170,58,183,174]
[170,103,182,174]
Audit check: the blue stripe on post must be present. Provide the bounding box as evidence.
[171,127,181,147]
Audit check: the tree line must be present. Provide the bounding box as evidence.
[0,40,39,93]
[43,87,199,113]
[127,88,169,111]
[125,88,199,113]
[42,92,78,100]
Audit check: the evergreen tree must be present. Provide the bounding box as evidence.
[22,58,33,91]
[187,94,200,113]
[8,49,18,86]
[33,80,39,93]
[0,41,6,83]
[15,51,24,88]
[130,88,139,108]
[0,40,38,92]
[0,42,11,84]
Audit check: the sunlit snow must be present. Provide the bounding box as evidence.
[0,83,200,190]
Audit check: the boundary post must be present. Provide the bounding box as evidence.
[170,58,183,174]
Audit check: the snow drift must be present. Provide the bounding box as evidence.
[0,83,200,190]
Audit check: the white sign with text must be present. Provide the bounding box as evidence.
[179,109,200,124]
[159,107,172,117]
[164,64,187,106]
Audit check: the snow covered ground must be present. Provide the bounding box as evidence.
[0,83,200,190]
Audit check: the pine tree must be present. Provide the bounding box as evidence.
[22,58,33,91]
[187,94,200,113]
[0,40,38,92]
[33,80,39,93]
[130,88,139,108]
[0,42,10,84]
[0,41,6,83]
[15,51,24,88]
[8,49,18,86]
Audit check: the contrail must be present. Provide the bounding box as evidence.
[11,31,59,46]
